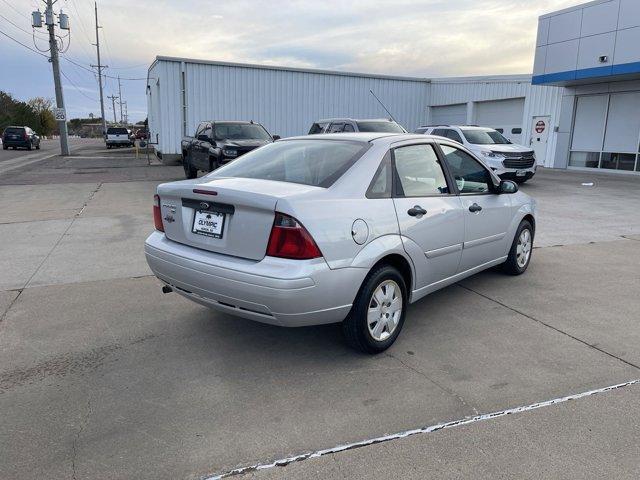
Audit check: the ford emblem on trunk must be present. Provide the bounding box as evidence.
[200,202,209,209]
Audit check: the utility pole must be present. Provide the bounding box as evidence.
[107,95,119,123]
[32,1,70,155]
[117,76,124,123]
[91,1,107,138]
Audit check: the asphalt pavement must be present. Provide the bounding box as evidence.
[1,142,639,479]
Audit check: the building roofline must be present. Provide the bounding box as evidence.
[150,56,431,83]
[538,0,611,19]
[430,73,532,83]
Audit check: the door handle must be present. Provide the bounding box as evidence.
[469,203,482,213]
[407,205,427,217]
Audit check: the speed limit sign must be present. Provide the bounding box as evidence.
[54,108,66,121]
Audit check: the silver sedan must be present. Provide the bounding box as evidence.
[145,133,536,353]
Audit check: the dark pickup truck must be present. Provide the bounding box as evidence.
[181,121,278,179]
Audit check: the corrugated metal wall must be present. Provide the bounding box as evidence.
[148,57,430,156]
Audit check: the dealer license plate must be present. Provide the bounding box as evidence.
[192,210,225,238]
[516,169,527,177]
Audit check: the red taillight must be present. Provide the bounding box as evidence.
[23,132,28,140]
[153,194,164,232]
[266,213,322,260]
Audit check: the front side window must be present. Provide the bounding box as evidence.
[356,121,405,133]
[440,144,493,194]
[461,129,510,145]
[393,144,449,197]
[213,123,271,141]
[343,123,355,132]
[209,139,368,187]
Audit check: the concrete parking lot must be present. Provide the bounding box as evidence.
[1,141,639,480]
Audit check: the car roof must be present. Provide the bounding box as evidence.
[423,125,493,131]
[283,132,448,145]
[210,121,263,125]
[316,118,396,123]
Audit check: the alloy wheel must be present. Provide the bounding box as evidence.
[367,280,403,341]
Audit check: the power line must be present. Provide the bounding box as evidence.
[0,27,49,58]
[0,12,48,38]
[0,0,30,20]
[60,68,98,102]
[60,53,150,80]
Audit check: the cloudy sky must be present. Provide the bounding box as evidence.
[1,0,580,122]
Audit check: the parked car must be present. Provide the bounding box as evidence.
[134,129,148,140]
[181,121,278,179]
[415,125,536,183]
[2,126,40,150]
[105,127,133,148]
[145,133,536,353]
[308,118,406,134]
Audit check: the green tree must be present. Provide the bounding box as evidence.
[28,97,56,137]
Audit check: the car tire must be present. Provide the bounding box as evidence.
[342,264,407,354]
[183,154,197,179]
[501,220,533,275]
[27,142,32,151]
[36,144,40,150]
[2,145,7,150]
[209,157,220,172]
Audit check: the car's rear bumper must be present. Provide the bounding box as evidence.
[144,231,365,327]
[106,139,132,145]
[2,139,29,147]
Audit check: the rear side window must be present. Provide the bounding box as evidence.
[366,152,392,199]
[210,140,368,188]
[327,123,345,133]
[432,128,447,137]
[413,128,428,134]
[440,144,493,194]
[308,123,327,134]
[343,123,355,132]
[393,144,449,196]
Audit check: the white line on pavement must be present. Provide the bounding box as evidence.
[204,378,640,479]
[0,153,57,174]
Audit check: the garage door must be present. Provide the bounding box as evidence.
[431,104,467,125]
[475,97,525,143]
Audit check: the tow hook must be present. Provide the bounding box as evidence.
[162,285,173,294]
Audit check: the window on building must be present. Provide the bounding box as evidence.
[569,93,640,172]
[511,128,522,134]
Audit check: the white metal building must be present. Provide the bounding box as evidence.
[147,57,562,167]
[146,57,429,161]
[533,0,640,173]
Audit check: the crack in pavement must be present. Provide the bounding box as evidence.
[201,379,640,479]
[71,396,92,480]
[457,284,640,371]
[386,352,479,415]
[21,182,103,290]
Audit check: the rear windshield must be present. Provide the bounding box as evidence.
[356,121,404,133]
[107,127,129,134]
[213,123,271,141]
[4,127,24,135]
[209,139,368,187]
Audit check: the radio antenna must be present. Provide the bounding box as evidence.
[369,89,397,123]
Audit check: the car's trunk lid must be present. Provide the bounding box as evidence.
[157,177,319,260]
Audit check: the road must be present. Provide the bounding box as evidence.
[1,147,640,480]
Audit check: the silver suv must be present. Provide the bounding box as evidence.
[416,125,536,183]
[309,118,406,134]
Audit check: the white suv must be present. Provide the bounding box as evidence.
[416,125,536,183]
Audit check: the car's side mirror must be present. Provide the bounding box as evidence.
[272,135,281,141]
[499,180,518,194]
[197,134,209,141]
